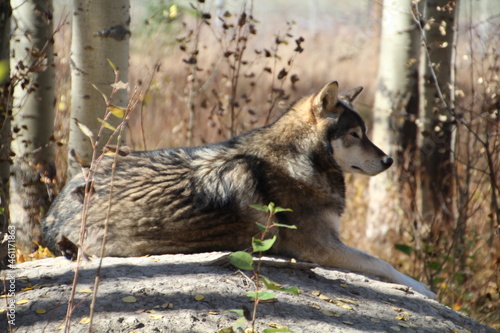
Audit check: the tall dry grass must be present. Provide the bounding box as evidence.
[48,1,498,329]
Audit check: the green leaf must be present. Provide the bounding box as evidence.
[225,309,244,316]
[252,236,276,252]
[255,222,267,232]
[98,118,117,131]
[428,261,441,271]
[395,244,414,256]
[272,223,297,229]
[249,204,269,212]
[247,290,276,301]
[233,316,247,331]
[267,202,276,212]
[273,207,293,213]
[228,251,253,270]
[107,58,117,71]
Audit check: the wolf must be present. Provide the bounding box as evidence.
[43,81,436,298]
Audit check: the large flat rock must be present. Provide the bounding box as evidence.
[2,253,496,332]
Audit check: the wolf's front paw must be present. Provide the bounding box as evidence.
[398,274,437,299]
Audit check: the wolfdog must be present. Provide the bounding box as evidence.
[43,81,436,298]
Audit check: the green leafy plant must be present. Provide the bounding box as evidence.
[225,202,298,333]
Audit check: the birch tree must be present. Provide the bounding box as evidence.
[9,0,55,253]
[68,0,130,178]
[0,0,11,258]
[366,0,420,250]
[418,0,458,229]
[0,0,12,239]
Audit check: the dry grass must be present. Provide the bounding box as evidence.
[44,1,498,329]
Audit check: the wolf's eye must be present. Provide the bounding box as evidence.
[350,132,360,139]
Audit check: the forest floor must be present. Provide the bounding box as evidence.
[2,252,497,333]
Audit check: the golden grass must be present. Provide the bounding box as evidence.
[46,5,499,329]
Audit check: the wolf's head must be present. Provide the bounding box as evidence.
[312,81,393,176]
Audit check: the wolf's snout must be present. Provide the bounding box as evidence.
[382,156,394,169]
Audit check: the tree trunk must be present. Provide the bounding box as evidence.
[418,0,458,230]
[68,0,130,179]
[366,0,420,253]
[9,0,55,253]
[0,0,12,262]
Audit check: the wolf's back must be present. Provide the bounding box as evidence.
[42,146,263,257]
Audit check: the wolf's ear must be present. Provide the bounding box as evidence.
[339,86,363,102]
[314,81,339,117]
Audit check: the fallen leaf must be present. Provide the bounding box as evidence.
[343,321,353,325]
[122,296,137,303]
[16,300,29,305]
[338,298,359,305]
[390,326,401,331]
[396,314,408,321]
[321,310,339,317]
[79,317,90,324]
[194,294,205,301]
[78,288,92,293]
[150,314,163,319]
[310,303,321,310]
[35,308,46,314]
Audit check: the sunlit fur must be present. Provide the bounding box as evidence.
[43,81,435,298]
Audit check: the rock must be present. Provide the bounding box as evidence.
[3,253,496,333]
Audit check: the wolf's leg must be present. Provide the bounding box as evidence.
[313,243,437,299]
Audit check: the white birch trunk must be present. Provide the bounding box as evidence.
[68,0,130,178]
[0,0,11,251]
[9,0,55,253]
[366,0,419,252]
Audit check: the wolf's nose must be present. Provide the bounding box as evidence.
[382,156,394,168]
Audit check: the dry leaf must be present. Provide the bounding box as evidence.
[74,119,94,140]
[122,296,137,303]
[16,300,29,305]
[194,294,205,301]
[310,303,321,310]
[321,310,339,317]
[78,288,92,293]
[150,314,163,319]
[35,308,46,314]
[110,81,129,90]
[107,105,127,118]
[79,317,91,324]
[98,118,117,131]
